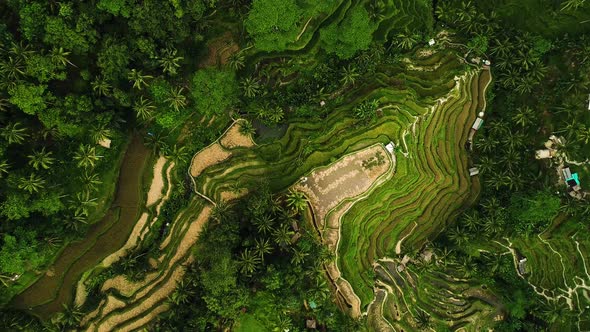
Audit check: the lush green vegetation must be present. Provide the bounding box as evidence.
[1,0,590,331]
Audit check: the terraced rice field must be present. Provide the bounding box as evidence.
[369,258,501,331]
[24,45,488,330]
[505,216,590,330]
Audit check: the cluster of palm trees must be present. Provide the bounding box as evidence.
[235,190,312,276]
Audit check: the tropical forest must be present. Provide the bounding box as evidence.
[1,0,590,331]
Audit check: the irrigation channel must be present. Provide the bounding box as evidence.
[10,134,150,320]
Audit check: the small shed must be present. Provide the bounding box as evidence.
[562,167,572,180]
[566,173,581,188]
[587,93,590,111]
[469,167,479,176]
[517,257,528,275]
[472,117,484,131]
[385,142,395,154]
[535,149,554,159]
[428,39,436,46]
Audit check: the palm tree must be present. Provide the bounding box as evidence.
[49,47,75,67]
[483,217,504,236]
[1,122,28,145]
[240,77,261,98]
[91,76,111,97]
[0,159,9,178]
[491,37,513,58]
[254,238,273,261]
[515,75,537,94]
[79,171,102,192]
[253,214,275,235]
[272,223,294,247]
[577,125,590,144]
[474,137,498,153]
[340,64,360,86]
[446,226,469,246]
[133,96,156,121]
[273,315,293,332]
[414,309,431,330]
[268,106,284,124]
[63,211,88,232]
[127,69,153,90]
[27,147,55,170]
[73,144,102,169]
[69,191,98,216]
[395,30,420,50]
[475,156,495,175]
[144,131,168,154]
[228,52,245,71]
[561,0,586,11]
[0,56,25,81]
[18,173,46,194]
[158,47,184,76]
[457,255,477,278]
[169,280,194,305]
[512,107,535,128]
[238,248,261,275]
[286,190,307,212]
[9,41,35,61]
[239,120,255,136]
[164,144,189,164]
[290,247,308,265]
[90,125,112,144]
[165,86,187,112]
[52,304,84,329]
[485,171,510,190]
[461,212,481,232]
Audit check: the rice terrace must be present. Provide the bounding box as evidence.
[2,1,590,331]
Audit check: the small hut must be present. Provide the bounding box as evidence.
[469,167,479,176]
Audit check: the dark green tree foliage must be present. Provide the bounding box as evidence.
[320,4,377,59]
[191,68,238,116]
[245,0,302,51]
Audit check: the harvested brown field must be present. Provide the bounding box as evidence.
[293,144,396,320]
[94,265,186,332]
[219,121,254,149]
[189,143,231,178]
[294,144,392,221]
[86,206,212,330]
[146,157,167,206]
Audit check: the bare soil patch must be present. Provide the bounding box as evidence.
[146,157,167,206]
[190,120,253,178]
[294,144,391,221]
[219,121,254,149]
[190,143,231,178]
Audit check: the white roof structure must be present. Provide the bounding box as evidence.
[472,117,484,130]
[562,167,572,180]
[587,93,590,110]
[428,39,436,46]
[385,142,395,154]
[469,167,479,176]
